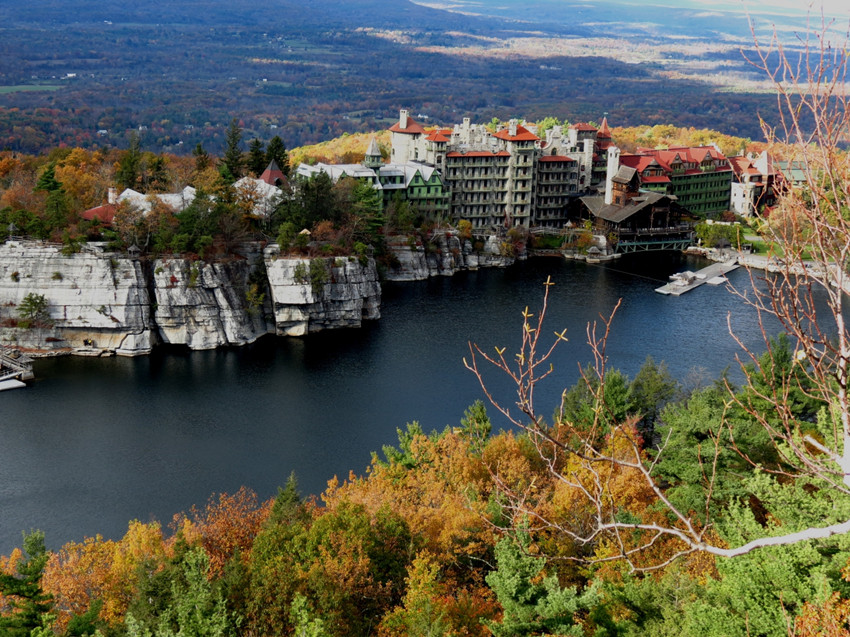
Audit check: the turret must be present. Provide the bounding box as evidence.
[605,146,621,205]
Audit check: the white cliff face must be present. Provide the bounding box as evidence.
[0,241,154,355]
[384,232,515,281]
[152,258,272,350]
[0,241,380,355]
[264,247,381,336]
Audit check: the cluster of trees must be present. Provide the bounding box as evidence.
[2,343,848,635]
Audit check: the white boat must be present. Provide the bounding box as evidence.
[0,378,26,392]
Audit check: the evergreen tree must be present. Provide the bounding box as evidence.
[265,135,289,177]
[193,142,211,172]
[117,133,142,190]
[0,530,54,637]
[247,138,266,177]
[222,119,244,181]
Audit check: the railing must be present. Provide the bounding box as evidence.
[0,345,34,380]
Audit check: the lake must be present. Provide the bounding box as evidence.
[0,253,778,554]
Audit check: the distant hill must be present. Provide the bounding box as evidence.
[0,0,790,155]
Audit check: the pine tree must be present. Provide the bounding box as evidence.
[0,530,54,637]
[222,118,244,181]
[265,135,289,177]
[116,133,142,190]
[247,138,266,177]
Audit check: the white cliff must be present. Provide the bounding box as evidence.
[152,258,272,349]
[0,241,154,355]
[384,232,516,281]
[265,247,381,336]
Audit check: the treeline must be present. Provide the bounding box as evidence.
[1,341,845,636]
[0,124,417,263]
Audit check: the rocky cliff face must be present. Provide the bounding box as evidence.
[152,258,272,350]
[0,241,154,355]
[265,247,381,336]
[0,241,382,355]
[384,232,516,281]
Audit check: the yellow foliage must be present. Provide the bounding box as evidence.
[289,131,391,167]
[41,521,166,630]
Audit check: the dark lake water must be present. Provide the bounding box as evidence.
[0,254,779,554]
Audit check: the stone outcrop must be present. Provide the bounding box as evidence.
[152,258,272,350]
[384,232,516,281]
[0,241,384,355]
[0,241,154,355]
[265,247,381,336]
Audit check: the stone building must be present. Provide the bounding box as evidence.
[389,109,612,228]
[728,151,778,216]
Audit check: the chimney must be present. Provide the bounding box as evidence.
[605,146,620,206]
[400,109,409,129]
[509,119,518,137]
[107,187,117,204]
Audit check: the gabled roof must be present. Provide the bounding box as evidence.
[81,203,118,225]
[425,130,450,143]
[611,165,637,184]
[493,124,539,142]
[581,190,679,224]
[389,115,427,135]
[571,123,598,132]
[260,160,287,186]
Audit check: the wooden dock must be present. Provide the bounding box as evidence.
[655,259,739,296]
[0,345,34,382]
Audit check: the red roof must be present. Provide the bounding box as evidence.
[571,123,597,132]
[621,146,731,175]
[260,160,287,186]
[81,203,117,225]
[539,155,577,163]
[640,175,672,184]
[425,131,449,143]
[493,124,539,142]
[389,115,427,135]
[597,116,612,138]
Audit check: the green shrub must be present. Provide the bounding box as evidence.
[10,271,19,282]
[51,271,63,281]
[309,259,328,295]
[293,262,309,284]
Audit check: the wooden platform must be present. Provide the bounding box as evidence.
[655,260,739,296]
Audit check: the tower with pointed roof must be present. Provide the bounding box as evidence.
[363,137,383,170]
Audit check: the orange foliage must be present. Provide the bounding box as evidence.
[795,592,850,636]
[172,487,271,577]
[41,521,167,631]
[323,431,495,573]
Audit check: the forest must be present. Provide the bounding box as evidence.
[0,0,784,155]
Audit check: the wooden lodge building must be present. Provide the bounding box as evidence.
[579,148,692,253]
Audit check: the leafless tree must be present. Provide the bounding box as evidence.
[465,11,850,569]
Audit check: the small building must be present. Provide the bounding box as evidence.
[729,151,778,216]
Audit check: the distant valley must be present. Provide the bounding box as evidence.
[0,0,817,154]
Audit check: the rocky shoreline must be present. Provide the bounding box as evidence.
[0,232,518,357]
